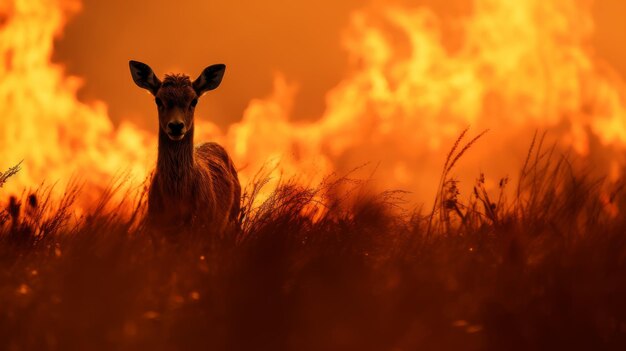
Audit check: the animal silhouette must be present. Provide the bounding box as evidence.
[129,60,241,233]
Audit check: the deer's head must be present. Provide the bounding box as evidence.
[129,60,225,141]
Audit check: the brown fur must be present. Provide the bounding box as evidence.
[146,73,241,232]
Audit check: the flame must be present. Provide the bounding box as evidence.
[0,0,154,206]
[2,0,626,207]
[223,0,626,199]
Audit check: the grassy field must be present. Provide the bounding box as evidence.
[2,133,626,351]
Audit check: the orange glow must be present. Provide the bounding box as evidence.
[2,0,626,207]
[0,0,154,206]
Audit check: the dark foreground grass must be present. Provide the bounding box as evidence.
[2,136,626,351]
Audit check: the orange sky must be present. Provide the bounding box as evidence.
[52,0,626,132]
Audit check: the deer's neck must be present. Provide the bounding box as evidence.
[157,126,195,181]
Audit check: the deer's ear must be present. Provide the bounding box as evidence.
[193,64,226,96]
[129,60,161,95]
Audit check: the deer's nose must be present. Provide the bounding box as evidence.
[168,122,184,135]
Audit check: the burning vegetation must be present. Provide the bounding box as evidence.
[2,0,626,349]
[2,133,626,350]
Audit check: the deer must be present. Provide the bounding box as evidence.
[129,60,241,234]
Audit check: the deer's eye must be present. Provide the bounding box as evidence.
[155,97,163,108]
[190,98,198,108]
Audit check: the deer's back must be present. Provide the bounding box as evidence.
[195,142,241,223]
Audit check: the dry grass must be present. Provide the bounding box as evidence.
[1,136,626,351]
